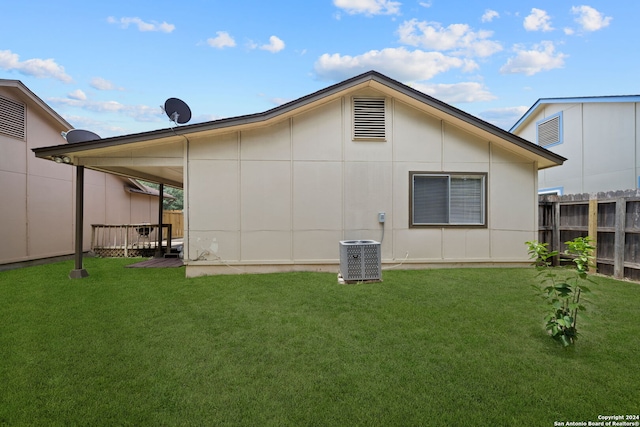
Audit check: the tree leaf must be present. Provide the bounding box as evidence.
[578,285,591,294]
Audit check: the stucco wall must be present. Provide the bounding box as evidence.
[184,89,538,275]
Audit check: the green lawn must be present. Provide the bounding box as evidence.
[1,259,638,426]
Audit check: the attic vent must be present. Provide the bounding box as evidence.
[537,113,562,147]
[353,97,386,140]
[0,95,26,140]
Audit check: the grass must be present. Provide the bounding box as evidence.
[1,258,639,426]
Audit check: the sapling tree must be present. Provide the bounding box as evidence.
[526,237,596,347]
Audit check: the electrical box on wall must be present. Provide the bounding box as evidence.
[339,240,381,282]
[378,212,386,223]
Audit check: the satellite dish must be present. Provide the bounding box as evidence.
[164,97,192,124]
[64,129,101,144]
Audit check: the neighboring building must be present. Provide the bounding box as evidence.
[33,71,565,277]
[510,95,640,195]
[0,79,161,267]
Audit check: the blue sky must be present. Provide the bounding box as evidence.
[0,0,633,137]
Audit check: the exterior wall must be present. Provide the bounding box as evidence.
[0,86,158,266]
[516,102,640,194]
[185,89,539,276]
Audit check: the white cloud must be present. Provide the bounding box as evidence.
[478,106,529,130]
[269,97,293,106]
[90,77,122,91]
[68,89,87,101]
[419,1,432,8]
[397,20,502,58]
[571,5,612,32]
[62,115,128,137]
[410,81,496,103]
[0,49,72,82]
[500,41,567,76]
[207,31,236,49]
[314,47,478,82]
[50,97,163,122]
[260,36,285,53]
[107,16,175,33]
[333,0,401,16]
[523,8,553,32]
[481,9,499,23]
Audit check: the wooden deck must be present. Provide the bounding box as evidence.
[125,258,184,268]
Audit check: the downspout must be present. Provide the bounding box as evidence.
[69,165,88,278]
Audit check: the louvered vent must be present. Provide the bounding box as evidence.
[537,115,561,147]
[0,95,26,140]
[353,97,386,139]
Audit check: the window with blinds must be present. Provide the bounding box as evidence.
[0,95,26,140]
[410,172,486,226]
[353,97,386,140]
[536,112,562,147]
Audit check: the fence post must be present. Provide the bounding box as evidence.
[588,194,598,274]
[614,198,626,279]
[552,200,561,266]
[124,226,128,258]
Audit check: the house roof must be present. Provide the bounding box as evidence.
[0,79,73,130]
[125,178,175,199]
[510,94,640,133]
[32,70,566,185]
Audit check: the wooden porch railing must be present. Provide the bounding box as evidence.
[90,224,173,257]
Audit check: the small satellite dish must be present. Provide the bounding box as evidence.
[164,97,192,124]
[64,129,102,144]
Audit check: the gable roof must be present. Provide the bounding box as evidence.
[33,70,565,185]
[511,94,640,133]
[0,79,72,130]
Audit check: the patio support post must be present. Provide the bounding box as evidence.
[69,165,89,279]
[155,183,164,258]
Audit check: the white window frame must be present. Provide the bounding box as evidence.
[410,172,487,227]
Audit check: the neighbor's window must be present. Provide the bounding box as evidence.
[410,172,486,226]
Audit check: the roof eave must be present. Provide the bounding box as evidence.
[511,94,640,133]
[0,79,73,130]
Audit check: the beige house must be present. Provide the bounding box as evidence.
[0,79,162,267]
[33,71,565,277]
[511,95,640,195]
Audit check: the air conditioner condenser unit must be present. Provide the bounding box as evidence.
[339,240,381,282]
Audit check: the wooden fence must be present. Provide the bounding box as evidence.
[539,190,640,280]
[162,210,183,238]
